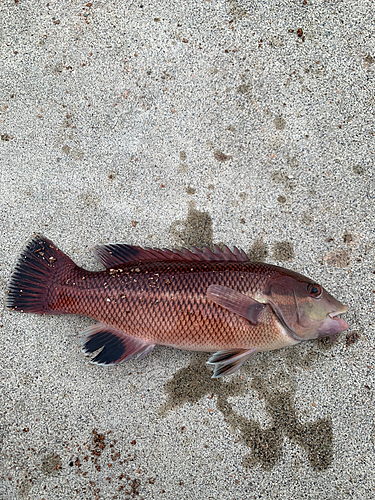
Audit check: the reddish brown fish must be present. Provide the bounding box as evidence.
[6,235,349,377]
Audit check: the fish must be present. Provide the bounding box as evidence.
[6,235,349,377]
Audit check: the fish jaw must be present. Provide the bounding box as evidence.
[317,305,349,338]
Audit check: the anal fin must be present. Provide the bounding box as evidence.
[207,348,257,378]
[80,323,155,366]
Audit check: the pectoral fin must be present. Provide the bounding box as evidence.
[207,348,257,378]
[207,284,265,325]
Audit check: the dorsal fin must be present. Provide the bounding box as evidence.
[93,243,249,268]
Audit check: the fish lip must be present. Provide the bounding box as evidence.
[326,310,350,332]
[317,306,349,338]
[328,304,348,320]
[328,312,341,320]
[329,304,348,317]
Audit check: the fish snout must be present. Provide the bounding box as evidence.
[328,303,349,330]
[317,306,349,338]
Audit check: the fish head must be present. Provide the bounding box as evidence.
[265,271,349,341]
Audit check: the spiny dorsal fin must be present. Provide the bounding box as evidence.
[93,243,249,268]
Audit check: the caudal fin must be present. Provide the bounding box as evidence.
[6,235,76,314]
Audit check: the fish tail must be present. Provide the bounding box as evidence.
[6,235,77,314]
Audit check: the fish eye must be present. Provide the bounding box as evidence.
[307,283,322,298]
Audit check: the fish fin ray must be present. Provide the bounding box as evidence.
[93,243,249,268]
[207,348,253,365]
[93,244,149,268]
[6,234,77,314]
[207,348,257,378]
[136,344,156,360]
[80,323,155,366]
[207,284,265,325]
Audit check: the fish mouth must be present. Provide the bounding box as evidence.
[321,306,349,335]
[329,315,349,330]
[328,304,349,326]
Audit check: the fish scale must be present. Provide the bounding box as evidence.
[6,235,349,377]
[45,260,286,351]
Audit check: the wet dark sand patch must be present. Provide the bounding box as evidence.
[161,346,333,471]
[170,206,213,249]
